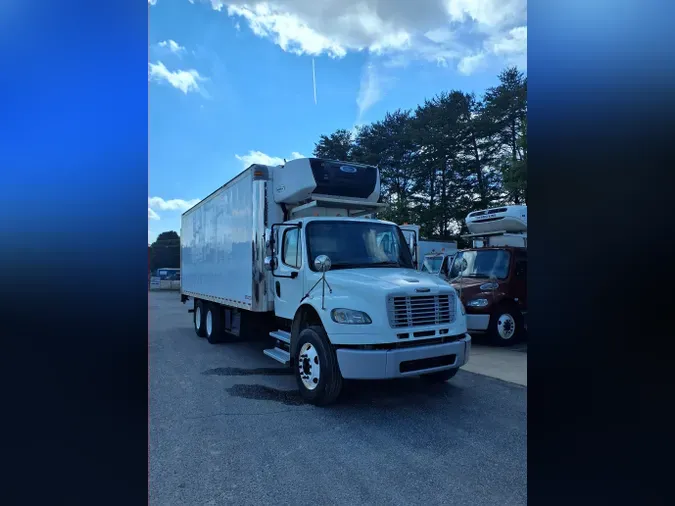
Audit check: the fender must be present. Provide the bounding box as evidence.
[290,302,328,359]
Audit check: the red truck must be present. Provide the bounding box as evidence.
[448,206,527,346]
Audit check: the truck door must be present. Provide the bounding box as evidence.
[513,250,527,311]
[273,225,306,321]
[399,224,420,269]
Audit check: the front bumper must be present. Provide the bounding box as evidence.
[336,334,471,380]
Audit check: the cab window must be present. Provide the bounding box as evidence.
[282,228,302,268]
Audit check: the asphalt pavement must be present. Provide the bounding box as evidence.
[149,291,527,506]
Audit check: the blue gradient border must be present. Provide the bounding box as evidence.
[0,1,148,503]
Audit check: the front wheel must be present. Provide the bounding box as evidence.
[488,305,523,346]
[294,325,343,406]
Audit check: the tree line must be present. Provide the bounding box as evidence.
[149,231,180,273]
[313,67,527,245]
[149,67,526,270]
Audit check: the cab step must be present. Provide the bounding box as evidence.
[269,330,291,344]
[263,347,291,365]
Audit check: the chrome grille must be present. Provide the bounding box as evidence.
[387,294,456,328]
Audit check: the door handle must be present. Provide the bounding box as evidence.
[275,281,281,298]
[272,271,298,279]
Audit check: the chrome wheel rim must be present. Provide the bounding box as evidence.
[497,313,516,340]
[195,307,201,329]
[298,343,321,391]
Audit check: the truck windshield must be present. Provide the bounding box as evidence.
[421,256,443,274]
[449,249,511,280]
[306,221,414,271]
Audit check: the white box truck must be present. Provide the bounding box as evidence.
[181,158,470,405]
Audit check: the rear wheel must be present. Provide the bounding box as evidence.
[205,304,224,344]
[194,300,206,338]
[421,368,459,383]
[488,304,523,346]
[294,325,343,406]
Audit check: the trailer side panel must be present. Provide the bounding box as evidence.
[181,170,254,310]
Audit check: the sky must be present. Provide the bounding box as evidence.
[148,0,527,243]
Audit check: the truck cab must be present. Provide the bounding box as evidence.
[448,206,527,346]
[421,251,455,277]
[264,159,470,404]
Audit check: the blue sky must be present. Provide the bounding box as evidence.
[148,0,527,243]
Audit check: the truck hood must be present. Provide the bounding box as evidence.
[326,268,451,293]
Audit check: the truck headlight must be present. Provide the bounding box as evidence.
[330,308,372,324]
[466,298,489,308]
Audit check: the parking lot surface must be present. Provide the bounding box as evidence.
[150,291,527,506]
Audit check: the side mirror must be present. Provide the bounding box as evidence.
[264,256,276,271]
[457,258,468,272]
[314,255,332,273]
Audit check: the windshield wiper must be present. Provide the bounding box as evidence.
[369,261,401,268]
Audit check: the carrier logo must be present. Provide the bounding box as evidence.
[276,185,285,193]
[476,214,497,220]
[339,165,357,174]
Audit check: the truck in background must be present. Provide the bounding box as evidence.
[448,206,527,346]
[399,230,457,276]
[180,158,471,405]
[418,241,457,278]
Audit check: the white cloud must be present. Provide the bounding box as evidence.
[148,208,161,220]
[149,0,157,5]
[158,40,186,54]
[488,25,527,70]
[457,52,486,75]
[490,26,527,55]
[148,197,200,211]
[234,150,305,167]
[356,63,382,121]
[444,0,525,29]
[201,1,526,74]
[148,61,204,94]
[424,27,454,44]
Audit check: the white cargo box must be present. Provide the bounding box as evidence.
[181,169,260,310]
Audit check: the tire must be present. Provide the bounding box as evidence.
[294,325,343,406]
[194,300,206,338]
[488,304,523,346]
[421,368,459,383]
[205,303,224,344]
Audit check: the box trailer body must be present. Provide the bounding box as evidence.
[181,169,272,312]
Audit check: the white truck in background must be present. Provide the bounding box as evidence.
[418,241,457,278]
[180,158,471,405]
